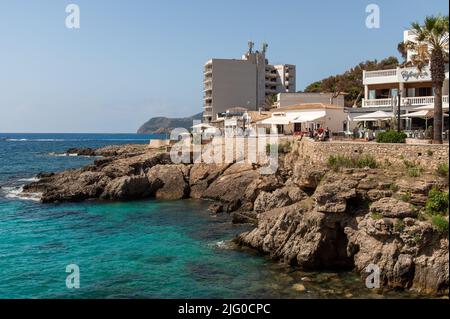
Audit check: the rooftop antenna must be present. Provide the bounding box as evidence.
[262,43,268,53]
[248,41,254,54]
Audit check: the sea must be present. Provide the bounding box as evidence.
[0,133,425,298]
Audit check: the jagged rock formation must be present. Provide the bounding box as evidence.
[22,142,449,296]
[236,168,449,296]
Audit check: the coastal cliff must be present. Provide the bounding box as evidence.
[22,141,449,296]
[137,113,203,134]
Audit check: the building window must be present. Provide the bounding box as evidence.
[417,87,432,97]
[391,88,398,97]
[379,89,390,98]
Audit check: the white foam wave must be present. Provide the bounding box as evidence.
[48,152,100,158]
[214,240,233,250]
[17,177,40,182]
[1,186,42,201]
[3,138,29,142]
[3,138,151,142]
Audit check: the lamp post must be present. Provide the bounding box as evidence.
[397,89,402,132]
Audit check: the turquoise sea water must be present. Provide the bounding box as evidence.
[0,134,424,298]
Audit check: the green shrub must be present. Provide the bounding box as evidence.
[327,154,353,171]
[266,141,292,154]
[426,188,449,215]
[327,154,378,171]
[389,183,399,192]
[266,143,271,154]
[278,141,292,154]
[417,212,428,221]
[355,155,378,169]
[403,160,424,177]
[400,191,412,202]
[371,212,382,220]
[376,130,407,143]
[383,159,392,167]
[426,149,433,156]
[407,166,424,177]
[394,219,405,232]
[431,215,449,234]
[436,162,449,178]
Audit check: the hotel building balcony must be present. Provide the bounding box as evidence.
[203,83,212,91]
[203,111,213,119]
[362,95,449,108]
[203,73,212,81]
[362,64,449,109]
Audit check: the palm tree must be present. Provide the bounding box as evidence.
[397,41,408,63]
[407,15,449,144]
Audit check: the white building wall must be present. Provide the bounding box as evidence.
[277,93,344,108]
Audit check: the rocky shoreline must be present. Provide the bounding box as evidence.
[22,143,449,296]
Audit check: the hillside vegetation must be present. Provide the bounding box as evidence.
[304,57,399,107]
[137,113,203,134]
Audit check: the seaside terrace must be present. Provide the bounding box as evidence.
[362,65,449,108]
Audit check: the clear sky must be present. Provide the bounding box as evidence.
[0,0,448,133]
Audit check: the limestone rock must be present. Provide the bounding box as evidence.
[202,163,260,212]
[189,163,228,199]
[208,202,223,214]
[147,164,190,200]
[253,186,307,213]
[101,175,152,200]
[313,175,358,213]
[236,201,354,269]
[369,197,417,218]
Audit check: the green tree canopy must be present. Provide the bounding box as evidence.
[304,57,399,107]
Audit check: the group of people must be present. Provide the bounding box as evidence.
[296,127,331,141]
[352,127,375,141]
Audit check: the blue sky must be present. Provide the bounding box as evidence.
[0,0,448,133]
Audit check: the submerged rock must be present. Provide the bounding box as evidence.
[66,147,96,156]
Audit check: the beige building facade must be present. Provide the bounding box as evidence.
[275,92,345,108]
[362,30,449,110]
[203,42,296,122]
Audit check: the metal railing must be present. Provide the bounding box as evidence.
[364,69,397,78]
[363,95,449,107]
[363,98,393,107]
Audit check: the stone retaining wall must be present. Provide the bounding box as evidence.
[292,138,449,169]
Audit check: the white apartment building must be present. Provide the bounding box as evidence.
[362,30,449,110]
[203,42,296,122]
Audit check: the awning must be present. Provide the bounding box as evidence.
[353,111,393,122]
[192,123,214,129]
[260,113,297,125]
[401,110,432,118]
[402,110,449,118]
[292,111,326,123]
[224,119,238,126]
[414,104,450,111]
[204,127,219,134]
